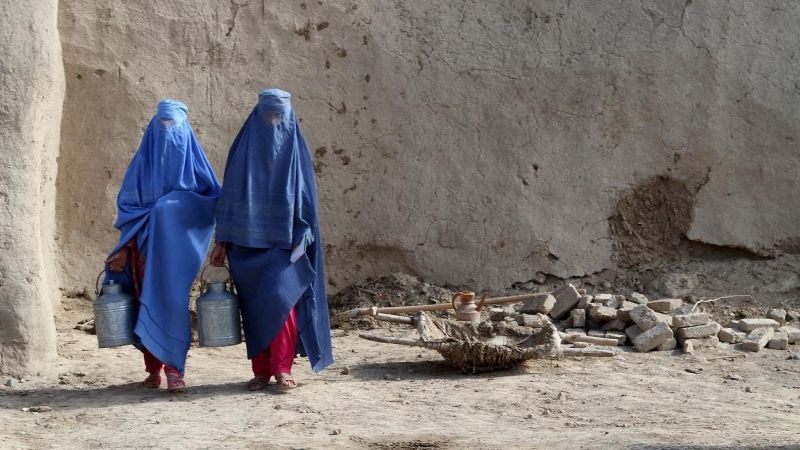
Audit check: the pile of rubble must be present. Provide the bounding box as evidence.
[488,284,799,354]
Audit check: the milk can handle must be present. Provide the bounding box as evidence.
[95,269,132,296]
[199,264,233,290]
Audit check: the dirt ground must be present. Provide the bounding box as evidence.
[3,258,800,449]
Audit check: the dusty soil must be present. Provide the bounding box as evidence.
[3,260,800,450]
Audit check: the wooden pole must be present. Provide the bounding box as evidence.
[346,289,586,318]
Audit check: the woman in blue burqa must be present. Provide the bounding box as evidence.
[104,100,220,391]
[210,89,333,390]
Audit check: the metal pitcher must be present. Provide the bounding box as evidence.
[94,271,138,348]
[196,265,241,347]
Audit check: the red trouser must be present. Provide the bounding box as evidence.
[128,239,181,376]
[251,308,298,378]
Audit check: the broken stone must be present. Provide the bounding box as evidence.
[548,284,582,320]
[516,314,547,328]
[718,328,746,344]
[767,309,787,326]
[566,335,618,346]
[625,324,643,342]
[682,336,720,350]
[683,340,694,355]
[588,329,606,338]
[743,327,775,352]
[672,303,696,316]
[629,305,660,331]
[767,332,789,350]
[575,295,592,310]
[490,308,507,321]
[589,304,617,322]
[632,322,674,353]
[564,328,586,336]
[647,299,684,313]
[5,379,17,388]
[628,292,649,305]
[739,318,781,332]
[778,326,800,344]
[594,293,613,304]
[605,331,626,345]
[616,306,635,323]
[601,319,627,332]
[606,296,622,309]
[672,313,710,328]
[570,309,586,328]
[786,311,800,322]
[675,322,721,340]
[656,337,677,351]
[572,342,589,348]
[519,294,556,315]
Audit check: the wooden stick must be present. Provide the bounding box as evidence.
[358,333,423,347]
[347,289,587,318]
[561,348,616,357]
[373,313,417,325]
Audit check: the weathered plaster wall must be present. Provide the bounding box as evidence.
[0,0,64,375]
[55,0,800,294]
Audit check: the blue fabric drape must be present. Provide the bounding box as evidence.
[215,89,333,373]
[104,99,220,374]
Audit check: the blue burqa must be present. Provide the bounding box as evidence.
[104,100,220,374]
[215,89,333,373]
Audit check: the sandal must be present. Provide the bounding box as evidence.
[247,376,271,391]
[275,373,297,391]
[143,372,162,388]
[166,373,187,392]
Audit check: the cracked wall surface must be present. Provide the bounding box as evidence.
[54,0,800,294]
[0,0,63,375]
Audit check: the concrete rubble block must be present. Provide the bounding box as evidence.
[520,294,556,315]
[672,303,696,316]
[607,296,623,309]
[602,319,628,332]
[558,317,573,330]
[766,309,787,326]
[573,342,589,348]
[516,314,547,328]
[566,335,619,346]
[718,327,746,344]
[588,329,606,338]
[656,337,677,351]
[672,313,710,328]
[682,336,720,350]
[628,292,649,305]
[786,311,800,322]
[675,322,721,340]
[548,284,582,320]
[589,304,618,322]
[683,340,694,355]
[778,326,800,344]
[490,308,507,321]
[593,294,613,305]
[625,324,643,342]
[726,319,740,329]
[632,322,674,353]
[767,332,789,350]
[616,305,635,323]
[605,331,626,345]
[565,328,586,336]
[575,295,592,310]
[653,312,673,325]
[570,309,586,328]
[630,305,660,331]
[647,299,684,313]
[743,327,775,352]
[739,318,781,332]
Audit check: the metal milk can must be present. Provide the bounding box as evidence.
[451,291,487,323]
[196,266,242,347]
[94,274,138,348]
